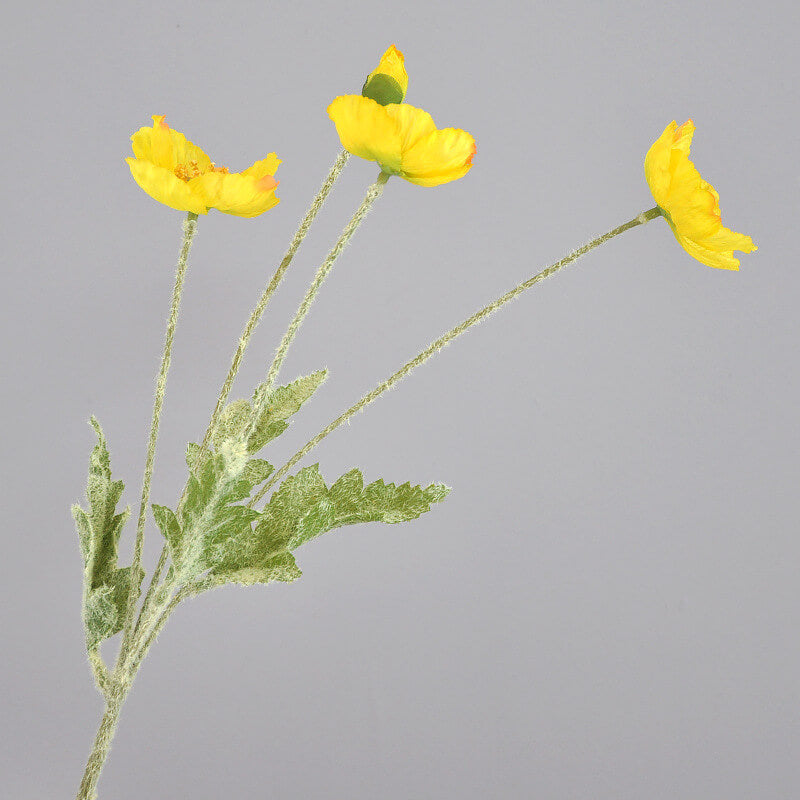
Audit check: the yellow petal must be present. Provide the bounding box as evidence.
[702,225,757,254]
[384,103,436,152]
[672,119,694,156]
[126,157,208,214]
[645,120,756,269]
[327,95,403,174]
[241,153,281,179]
[192,168,280,218]
[672,229,742,271]
[400,126,476,187]
[130,116,212,174]
[644,121,677,207]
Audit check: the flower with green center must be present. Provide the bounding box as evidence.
[645,120,756,270]
[126,116,280,218]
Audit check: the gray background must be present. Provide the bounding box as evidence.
[2,1,798,797]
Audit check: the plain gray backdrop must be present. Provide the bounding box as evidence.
[2,1,798,797]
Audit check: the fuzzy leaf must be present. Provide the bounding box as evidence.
[72,417,141,647]
[211,551,302,587]
[156,440,273,581]
[185,442,203,473]
[256,465,450,555]
[84,565,144,649]
[243,458,274,486]
[212,370,327,455]
[152,504,181,556]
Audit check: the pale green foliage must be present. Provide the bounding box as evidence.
[151,372,329,587]
[257,464,451,554]
[152,444,270,581]
[153,445,301,586]
[213,370,327,454]
[153,370,447,595]
[72,418,142,649]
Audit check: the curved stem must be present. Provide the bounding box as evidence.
[136,152,351,639]
[77,579,195,800]
[131,547,168,641]
[197,149,350,462]
[251,207,662,506]
[264,171,390,391]
[125,585,186,678]
[118,212,198,665]
[87,649,112,700]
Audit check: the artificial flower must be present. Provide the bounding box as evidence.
[127,116,280,217]
[362,44,409,105]
[644,120,756,270]
[328,96,475,187]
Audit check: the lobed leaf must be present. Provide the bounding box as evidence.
[72,417,141,648]
[154,443,274,583]
[212,370,327,455]
[256,465,451,555]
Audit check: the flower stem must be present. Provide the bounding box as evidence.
[118,212,198,665]
[251,207,661,506]
[197,149,351,462]
[135,152,352,631]
[75,685,126,800]
[87,648,112,700]
[77,577,201,799]
[264,170,390,391]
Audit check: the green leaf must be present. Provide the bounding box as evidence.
[256,465,451,554]
[72,417,141,647]
[185,441,203,473]
[84,565,143,649]
[152,504,181,557]
[156,440,273,581]
[211,551,302,587]
[242,458,274,485]
[212,370,327,455]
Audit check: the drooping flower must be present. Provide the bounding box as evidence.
[362,44,409,105]
[126,116,280,217]
[328,97,475,187]
[644,120,756,270]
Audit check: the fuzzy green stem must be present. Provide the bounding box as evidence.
[131,547,168,641]
[87,649,112,700]
[251,207,661,507]
[75,685,126,800]
[133,153,352,633]
[196,149,351,463]
[125,584,188,677]
[77,578,199,799]
[118,212,198,665]
[264,171,390,391]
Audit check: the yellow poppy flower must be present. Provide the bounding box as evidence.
[328,96,476,187]
[126,116,280,217]
[644,120,756,270]
[362,44,409,105]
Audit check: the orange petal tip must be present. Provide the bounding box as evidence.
[255,175,279,192]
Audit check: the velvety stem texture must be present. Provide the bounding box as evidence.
[76,206,659,799]
[251,207,661,506]
[135,151,351,635]
[199,149,351,458]
[118,212,198,664]
[76,686,125,800]
[264,170,390,390]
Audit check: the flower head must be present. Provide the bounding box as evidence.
[645,120,756,270]
[126,116,280,217]
[362,45,409,105]
[328,96,475,187]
